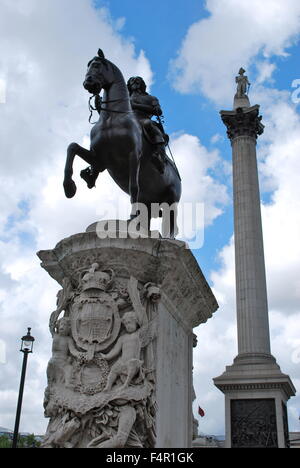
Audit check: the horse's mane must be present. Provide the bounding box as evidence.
[87,56,108,69]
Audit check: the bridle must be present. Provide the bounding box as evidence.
[88,94,133,124]
[87,94,181,180]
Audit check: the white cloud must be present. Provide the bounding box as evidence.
[0,0,154,434]
[252,88,300,316]
[170,0,300,105]
[193,89,300,434]
[0,0,229,436]
[255,61,276,84]
[193,237,237,435]
[0,78,6,104]
[0,0,153,232]
[172,133,229,228]
[1,0,299,441]
[169,1,300,436]
[210,133,223,144]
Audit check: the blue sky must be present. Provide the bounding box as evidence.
[101,0,235,275]
[97,0,300,275]
[0,0,300,439]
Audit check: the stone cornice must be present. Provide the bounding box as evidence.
[214,381,295,400]
[214,359,296,400]
[220,105,264,141]
[37,224,219,329]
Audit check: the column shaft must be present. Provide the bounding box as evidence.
[232,135,271,356]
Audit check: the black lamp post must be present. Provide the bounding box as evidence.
[12,328,35,449]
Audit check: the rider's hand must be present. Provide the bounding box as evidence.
[153,106,162,116]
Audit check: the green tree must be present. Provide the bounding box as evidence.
[0,433,41,448]
[0,435,12,448]
[23,433,41,448]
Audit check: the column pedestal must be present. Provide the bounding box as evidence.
[214,354,295,448]
[37,221,218,448]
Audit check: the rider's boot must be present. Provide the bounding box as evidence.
[152,144,166,174]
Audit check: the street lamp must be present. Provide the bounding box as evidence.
[12,328,35,448]
[20,328,35,353]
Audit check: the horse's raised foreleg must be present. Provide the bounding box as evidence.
[63,143,98,198]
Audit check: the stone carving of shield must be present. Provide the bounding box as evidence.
[71,294,121,352]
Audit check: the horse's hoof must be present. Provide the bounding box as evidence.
[63,179,77,198]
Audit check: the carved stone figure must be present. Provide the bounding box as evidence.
[143,282,161,304]
[49,277,74,337]
[63,49,181,238]
[88,404,142,448]
[42,263,161,448]
[42,403,81,449]
[101,311,146,392]
[46,317,79,387]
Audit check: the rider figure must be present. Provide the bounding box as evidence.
[80,76,168,188]
[127,76,168,173]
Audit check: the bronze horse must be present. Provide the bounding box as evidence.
[63,50,181,237]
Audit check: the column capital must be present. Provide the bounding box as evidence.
[220,105,264,141]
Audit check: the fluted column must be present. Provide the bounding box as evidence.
[222,106,271,357]
[214,77,295,449]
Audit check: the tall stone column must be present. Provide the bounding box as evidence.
[225,105,271,357]
[38,221,218,448]
[214,72,295,448]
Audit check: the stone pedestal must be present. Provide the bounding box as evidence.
[214,104,296,448]
[214,354,295,448]
[233,94,250,110]
[37,222,218,448]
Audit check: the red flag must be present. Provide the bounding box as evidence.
[198,406,205,417]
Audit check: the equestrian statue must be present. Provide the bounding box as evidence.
[63,50,181,238]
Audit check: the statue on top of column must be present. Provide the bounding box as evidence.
[235,68,251,98]
[234,67,251,110]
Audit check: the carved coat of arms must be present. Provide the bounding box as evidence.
[71,264,121,352]
[43,262,161,449]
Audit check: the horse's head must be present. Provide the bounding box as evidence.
[83,49,110,95]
